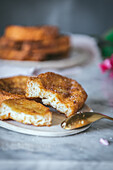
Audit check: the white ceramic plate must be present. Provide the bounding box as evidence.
[0,104,93,137]
[0,35,93,69]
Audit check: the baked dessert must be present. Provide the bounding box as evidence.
[0,35,70,61]
[4,25,59,41]
[0,76,28,105]
[0,99,52,126]
[0,25,70,61]
[26,72,87,117]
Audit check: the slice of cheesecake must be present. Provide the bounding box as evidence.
[0,99,52,126]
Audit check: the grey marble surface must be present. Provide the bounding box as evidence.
[0,56,113,170]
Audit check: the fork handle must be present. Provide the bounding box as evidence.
[104,115,113,121]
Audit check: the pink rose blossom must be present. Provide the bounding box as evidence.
[99,54,113,77]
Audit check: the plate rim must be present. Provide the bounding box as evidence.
[0,120,91,137]
[0,104,93,137]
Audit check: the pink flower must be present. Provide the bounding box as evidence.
[99,54,113,77]
[99,138,109,146]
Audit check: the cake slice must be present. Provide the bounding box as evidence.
[26,72,87,117]
[0,99,52,126]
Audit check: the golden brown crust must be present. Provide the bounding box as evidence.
[0,76,28,105]
[26,72,88,116]
[4,25,59,41]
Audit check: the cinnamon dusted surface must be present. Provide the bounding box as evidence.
[0,76,28,105]
[27,72,87,114]
[0,76,27,95]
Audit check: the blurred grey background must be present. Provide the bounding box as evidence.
[0,0,113,36]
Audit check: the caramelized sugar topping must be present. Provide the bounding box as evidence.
[0,76,28,95]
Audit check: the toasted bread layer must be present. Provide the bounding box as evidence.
[0,99,52,126]
[0,76,28,105]
[5,25,59,41]
[26,72,87,117]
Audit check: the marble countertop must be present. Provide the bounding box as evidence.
[0,55,113,170]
